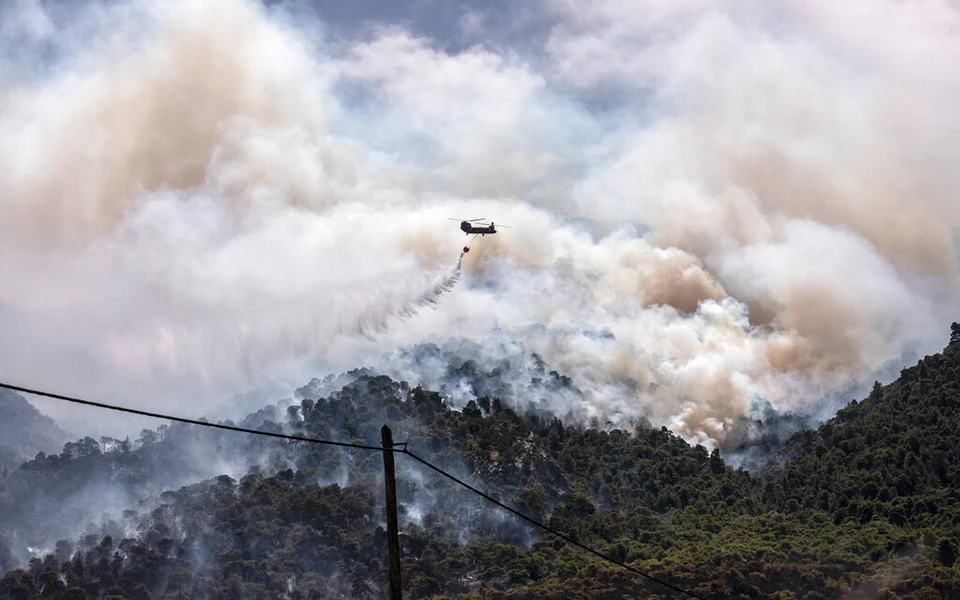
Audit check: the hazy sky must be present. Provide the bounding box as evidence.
[2,0,959,446]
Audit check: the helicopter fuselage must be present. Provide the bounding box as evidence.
[460,221,497,235]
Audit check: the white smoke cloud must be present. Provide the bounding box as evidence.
[1,0,957,446]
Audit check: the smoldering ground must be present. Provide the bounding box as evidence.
[1,0,959,449]
[0,376,550,571]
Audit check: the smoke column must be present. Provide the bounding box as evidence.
[1,0,958,446]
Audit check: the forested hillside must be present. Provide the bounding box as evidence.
[1,331,959,599]
[0,389,70,478]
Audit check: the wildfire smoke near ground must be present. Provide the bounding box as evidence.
[2,0,960,444]
[2,3,960,598]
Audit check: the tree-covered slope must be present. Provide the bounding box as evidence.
[773,338,960,532]
[0,390,70,478]
[1,329,959,599]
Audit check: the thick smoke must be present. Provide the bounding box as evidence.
[1,0,958,447]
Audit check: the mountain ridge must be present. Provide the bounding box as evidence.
[0,389,71,479]
[0,328,958,598]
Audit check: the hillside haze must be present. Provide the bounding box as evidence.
[1,329,958,598]
[0,389,71,477]
[2,0,960,597]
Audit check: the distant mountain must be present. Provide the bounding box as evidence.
[0,389,71,477]
[1,328,958,599]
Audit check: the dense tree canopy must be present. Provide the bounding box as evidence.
[1,333,959,598]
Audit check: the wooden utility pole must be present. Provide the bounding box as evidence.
[381,425,403,600]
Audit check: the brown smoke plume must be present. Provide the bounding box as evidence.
[1,0,957,445]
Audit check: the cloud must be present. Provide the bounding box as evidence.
[1,0,957,447]
[0,0,464,429]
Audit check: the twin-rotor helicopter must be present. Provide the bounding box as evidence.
[448,218,510,253]
[448,218,509,236]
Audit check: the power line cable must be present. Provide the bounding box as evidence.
[0,381,389,452]
[402,448,710,600]
[1,380,707,599]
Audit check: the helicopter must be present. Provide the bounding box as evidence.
[448,218,510,236]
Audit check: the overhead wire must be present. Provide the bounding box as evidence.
[403,448,710,600]
[0,381,386,452]
[0,380,708,599]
